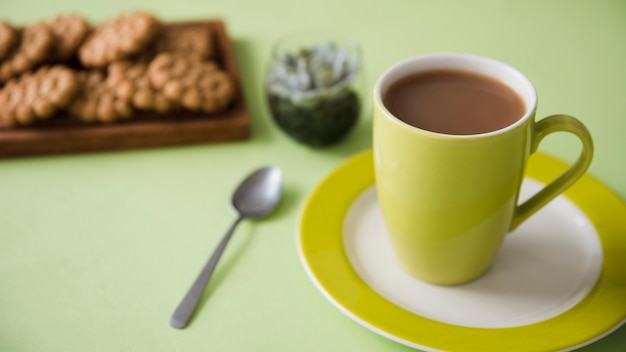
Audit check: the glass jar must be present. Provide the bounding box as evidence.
[264,31,363,147]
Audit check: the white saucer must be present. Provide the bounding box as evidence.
[343,180,602,329]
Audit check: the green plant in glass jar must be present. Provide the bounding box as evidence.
[265,32,363,147]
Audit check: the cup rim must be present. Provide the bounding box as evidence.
[374,52,538,138]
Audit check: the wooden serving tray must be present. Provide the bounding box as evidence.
[0,20,250,158]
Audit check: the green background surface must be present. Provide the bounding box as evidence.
[1,0,625,351]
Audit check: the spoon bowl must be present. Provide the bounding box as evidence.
[232,167,283,218]
[169,166,283,329]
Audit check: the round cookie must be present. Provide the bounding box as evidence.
[106,60,178,113]
[0,65,78,126]
[146,52,208,89]
[78,12,160,68]
[0,21,18,60]
[0,23,54,82]
[69,70,133,123]
[47,14,91,61]
[147,53,235,114]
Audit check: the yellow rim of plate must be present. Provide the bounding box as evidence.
[298,150,626,352]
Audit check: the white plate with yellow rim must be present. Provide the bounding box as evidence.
[298,150,626,352]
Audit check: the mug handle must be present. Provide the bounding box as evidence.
[510,114,594,230]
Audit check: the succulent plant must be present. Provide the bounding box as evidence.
[265,38,362,147]
[266,41,361,105]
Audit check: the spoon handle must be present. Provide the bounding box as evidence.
[169,216,244,329]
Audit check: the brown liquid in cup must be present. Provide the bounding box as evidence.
[382,70,526,135]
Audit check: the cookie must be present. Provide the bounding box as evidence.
[69,70,133,123]
[152,26,214,60]
[146,53,234,114]
[0,23,54,82]
[78,12,160,68]
[0,21,19,60]
[0,65,78,126]
[106,60,178,113]
[146,52,207,89]
[47,14,91,61]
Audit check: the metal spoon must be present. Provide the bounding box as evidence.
[169,166,283,329]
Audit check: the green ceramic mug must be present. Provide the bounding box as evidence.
[373,53,593,285]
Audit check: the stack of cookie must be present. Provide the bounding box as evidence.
[0,12,236,127]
